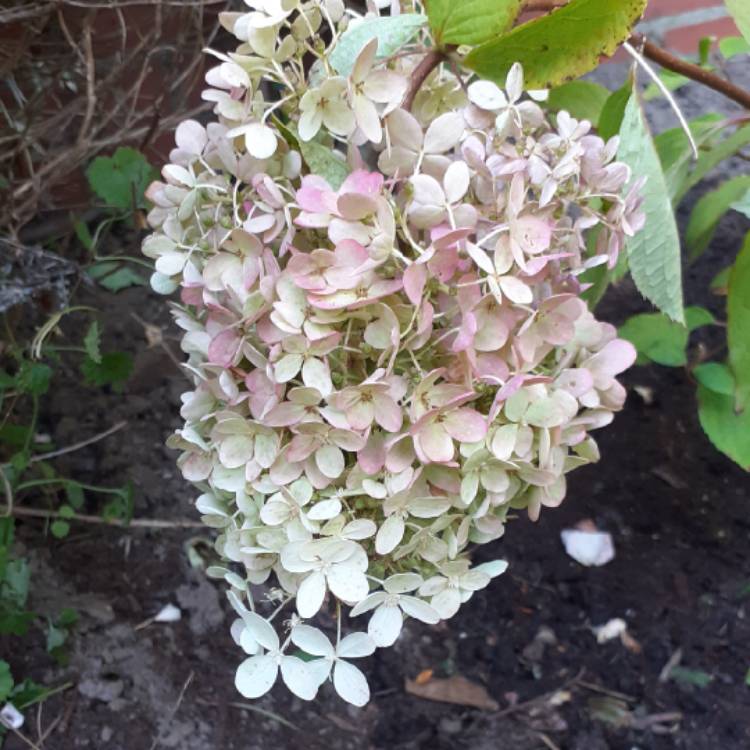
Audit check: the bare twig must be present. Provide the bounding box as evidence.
[149,672,195,750]
[633,34,750,110]
[77,16,98,145]
[29,420,129,464]
[3,505,204,529]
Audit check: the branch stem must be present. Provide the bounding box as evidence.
[403,48,445,111]
[3,505,204,529]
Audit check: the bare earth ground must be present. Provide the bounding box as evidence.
[3,72,750,749]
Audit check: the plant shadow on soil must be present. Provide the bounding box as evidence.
[3,74,750,750]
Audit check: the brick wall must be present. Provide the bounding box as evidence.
[641,0,739,53]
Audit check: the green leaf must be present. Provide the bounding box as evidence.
[329,14,427,76]
[426,0,522,46]
[3,558,30,608]
[102,482,135,524]
[73,217,94,252]
[598,83,632,141]
[725,0,750,45]
[694,362,735,396]
[86,147,156,210]
[728,233,750,410]
[50,520,70,539]
[685,305,715,330]
[10,678,49,710]
[685,176,750,261]
[698,36,713,66]
[643,68,690,101]
[464,0,647,89]
[299,140,350,190]
[80,352,133,390]
[65,483,85,510]
[654,114,725,202]
[83,321,102,364]
[732,189,750,218]
[58,505,75,520]
[15,361,52,397]
[669,666,713,688]
[719,35,750,59]
[711,266,732,294]
[619,313,688,366]
[88,262,146,292]
[697,384,750,469]
[547,81,610,127]
[676,124,750,205]
[617,90,684,323]
[0,661,12,702]
[0,424,32,449]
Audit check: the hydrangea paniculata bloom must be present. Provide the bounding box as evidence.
[144,0,642,706]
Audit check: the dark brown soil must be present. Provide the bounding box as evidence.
[3,76,750,750]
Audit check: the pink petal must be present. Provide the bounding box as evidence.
[417,422,455,463]
[208,329,241,367]
[443,408,487,443]
[403,262,427,306]
[372,394,403,433]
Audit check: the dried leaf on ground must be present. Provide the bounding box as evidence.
[405,675,499,710]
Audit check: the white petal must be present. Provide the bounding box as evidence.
[498,276,533,304]
[302,357,332,397]
[242,611,280,651]
[327,565,369,603]
[383,573,422,594]
[473,560,509,578]
[307,498,342,521]
[505,62,524,102]
[235,654,278,698]
[274,353,303,383]
[175,119,207,156]
[410,173,445,207]
[291,624,335,657]
[375,514,404,555]
[315,444,345,479]
[368,604,403,647]
[280,656,318,700]
[466,242,495,275]
[399,595,441,624]
[239,626,260,655]
[467,80,507,110]
[297,570,328,618]
[337,631,376,658]
[443,160,470,204]
[350,592,388,617]
[424,112,464,153]
[333,660,370,707]
[245,123,278,159]
[431,587,462,619]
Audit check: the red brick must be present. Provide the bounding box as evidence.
[644,0,724,21]
[663,17,740,53]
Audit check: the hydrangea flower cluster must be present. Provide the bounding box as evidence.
[143,0,642,706]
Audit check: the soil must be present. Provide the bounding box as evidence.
[3,70,750,750]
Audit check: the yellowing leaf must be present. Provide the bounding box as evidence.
[464,0,647,89]
[617,89,684,323]
[426,0,522,46]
